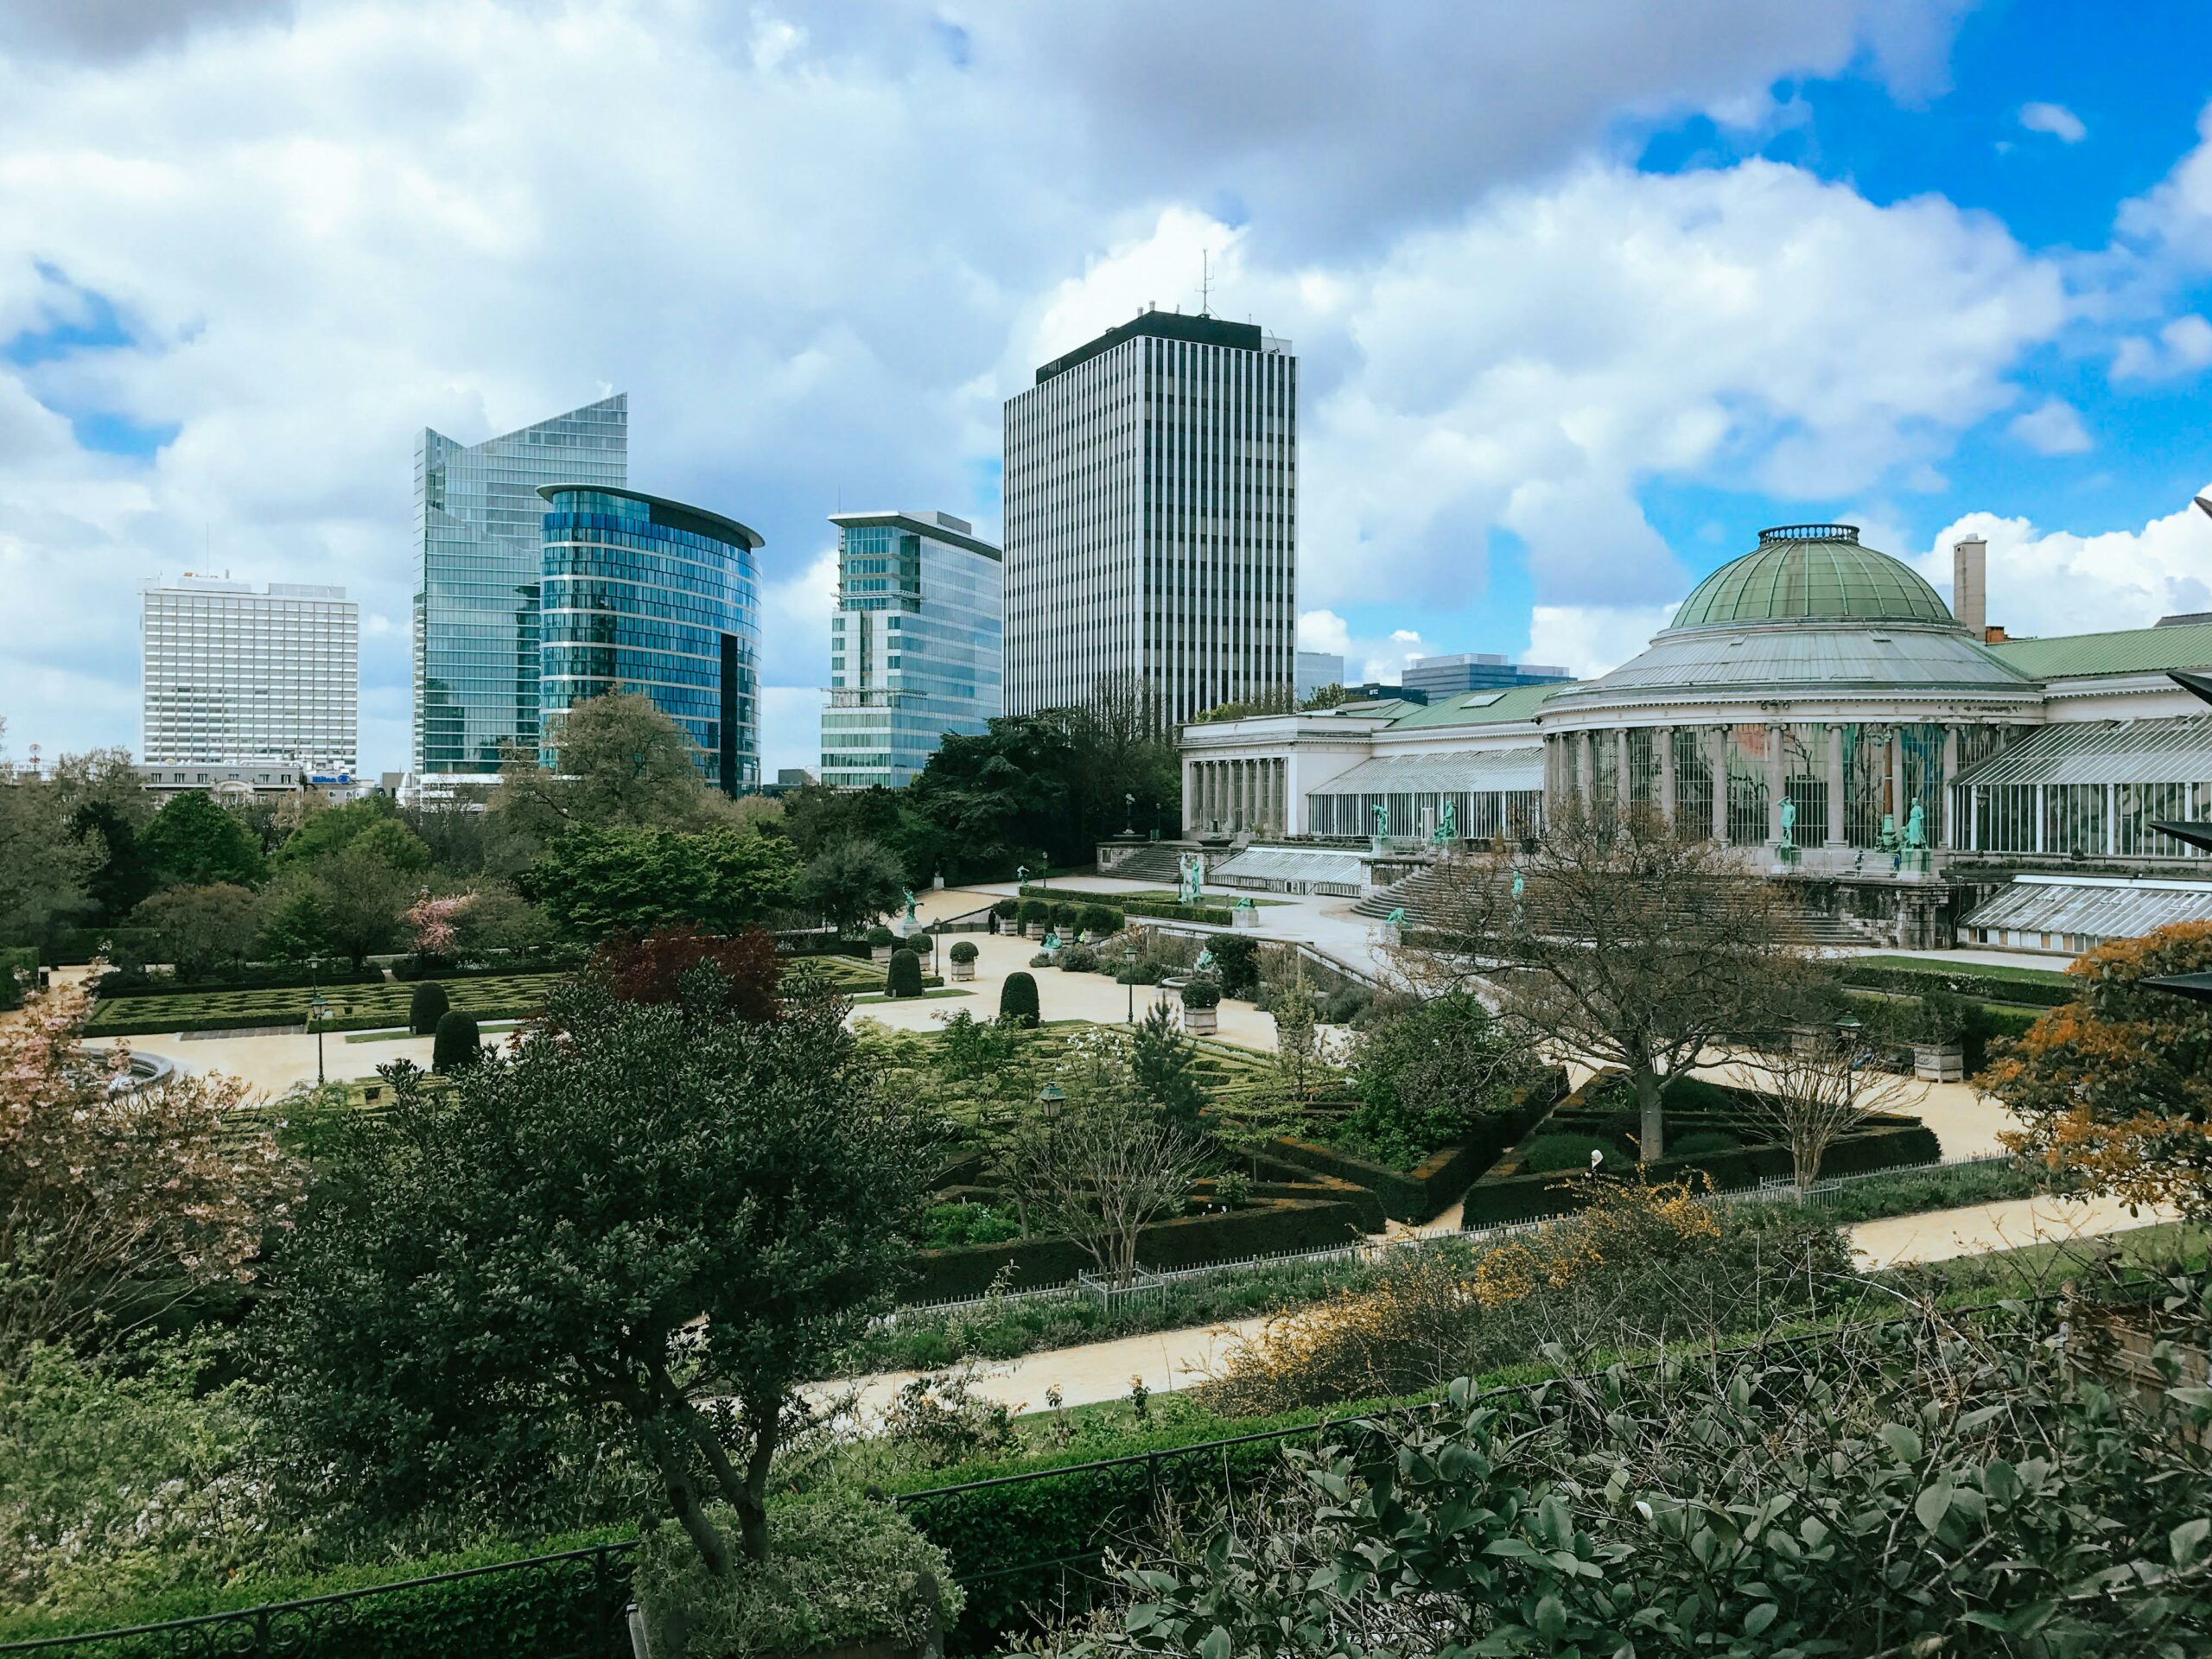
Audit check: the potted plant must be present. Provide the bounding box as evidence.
[904,931,933,959]
[1017,898,1050,940]
[867,925,898,963]
[990,899,1018,934]
[948,939,979,982]
[1179,976,1221,1035]
[1907,987,1970,1082]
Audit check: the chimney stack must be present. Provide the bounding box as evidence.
[1951,535,1987,637]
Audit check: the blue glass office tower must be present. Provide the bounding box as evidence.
[412,395,627,776]
[538,486,764,793]
[822,510,1001,787]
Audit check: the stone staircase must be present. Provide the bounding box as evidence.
[1355,865,1882,949]
[1097,843,1187,885]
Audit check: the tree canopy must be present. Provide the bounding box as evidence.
[525,826,801,943]
[137,791,267,890]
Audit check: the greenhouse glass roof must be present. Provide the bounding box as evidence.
[1950,716,2212,788]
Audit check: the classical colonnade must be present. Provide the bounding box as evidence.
[1184,756,1289,835]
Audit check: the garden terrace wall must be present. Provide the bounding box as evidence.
[1260,1068,1567,1223]
[1838,959,2072,1009]
[909,1196,1370,1301]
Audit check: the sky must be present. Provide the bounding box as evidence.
[4,0,2212,779]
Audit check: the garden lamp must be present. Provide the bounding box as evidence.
[1125,944,1138,1023]
[1039,1084,1065,1121]
[310,992,330,1086]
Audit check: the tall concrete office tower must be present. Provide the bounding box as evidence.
[141,577,359,769]
[1001,309,1295,727]
[412,394,627,778]
[820,509,1002,788]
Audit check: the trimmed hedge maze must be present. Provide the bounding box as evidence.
[82,973,564,1039]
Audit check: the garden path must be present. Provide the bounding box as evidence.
[822,1196,2177,1421]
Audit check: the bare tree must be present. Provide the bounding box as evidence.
[1402,801,1802,1160]
[1738,1021,1928,1192]
[1024,1032,1205,1286]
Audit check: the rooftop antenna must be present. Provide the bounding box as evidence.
[1199,251,1211,317]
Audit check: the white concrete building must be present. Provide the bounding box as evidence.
[1002,308,1296,725]
[141,577,358,771]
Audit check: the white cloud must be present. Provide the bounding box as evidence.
[1296,610,1351,655]
[1907,493,2212,639]
[2019,101,2086,143]
[2005,397,2092,455]
[1292,609,1431,683]
[2111,313,2212,380]
[1527,602,1681,681]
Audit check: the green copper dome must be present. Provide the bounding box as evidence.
[1669,524,1955,631]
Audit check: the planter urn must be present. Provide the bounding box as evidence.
[871,945,894,963]
[1911,1040,1966,1083]
[950,960,975,982]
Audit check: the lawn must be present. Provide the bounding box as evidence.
[83,972,564,1038]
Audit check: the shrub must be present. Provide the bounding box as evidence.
[999,972,1039,1028]
[1017,899,1050,928]
[992,899,1019,920]
[949,941,978,964]
[1319,985,1371,1026]
[1058,945,1100,973]
[408,980,450,1036]
[866,925,897,948]
[593,925,781,1021]
[1335,992,1535,1169]
[1078,904,1122,936]
[923,1202,1024,1249]
[904,931,933,955]
[1668,1128,1742,1158]
[635,1497,963,1659]
[1521,1132,1631,1173]
[431,1010,481,1072]
[886,949,925,998]
[1180,979,1221,1010]
[1208,934,1260,998]
[1029,951,1056,969]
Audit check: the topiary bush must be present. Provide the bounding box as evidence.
[1058,944,1100,973]
[1049,901,1077,928]
[905,931,933,956]
[999,971,1040,1028]
[949,941,979,964]
[886,949,925,998]
[636,1497,963,1659]
[992,899,1019,920]
[1078,904,1122,936]
[408,980,450,1036]
[431,1009,481,1072]
[1016,899,1050,929]
[866,925,897,949]
[1180,978,1221,1010]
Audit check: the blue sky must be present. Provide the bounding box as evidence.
[2,0,2210,775]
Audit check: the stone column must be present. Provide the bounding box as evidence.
[1766,721,1786,844]
[1938,725,1961,849]
[1616,728,1632,806]
[1656,726,1677,822]
[1575,730,1593,804]
[1886,730,1904,834]
[1826,725,1847,849]
[1710,726,1731,842]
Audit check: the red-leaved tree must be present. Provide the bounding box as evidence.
[591,925,783,1022]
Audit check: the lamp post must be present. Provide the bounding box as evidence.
[310,991,330,1086]
[1125,944,1138,1024]
[1836,1013,1863,1106]
[1039,1084,1065,1122]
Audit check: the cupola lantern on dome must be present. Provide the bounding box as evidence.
[1669,523,1957,632]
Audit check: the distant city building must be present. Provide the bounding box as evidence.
[775,767,817,788]
[1294,650,1344,700]
[140,577,358,771]
[1002,309,1296,726]
[1399,652,1572,701]
[413,394,627,778]
[821,510,1002,788]
[538,486,764,795]
[137,760,365,804]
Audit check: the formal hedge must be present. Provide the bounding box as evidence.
[409,981,450,1035]
[910,1196,1370,1301]
[771,931,874,961]
[82,975,559,1039]
[0,1531,636,1659]
[1262,1069,1567,1223]
[432,1011,482,1072]
[886,949,925,998]
[998,971,1039,1027]
[1020,885,1232,927]
[1460,1120,1943,1227]
[1839,958,2073,1008]
[92,963,385,998]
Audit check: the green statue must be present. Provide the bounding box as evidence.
[1385,906,1406,930]
[1432,798,1458,844]
[1233,895,1255,911]
[1778,798,1796,851]
[901,887,918,924]
[1370,800,1389,839]
[1193,945,1215,973]
[1904,798,1927,850]
[1041,927,1060,953]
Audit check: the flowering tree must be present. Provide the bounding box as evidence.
[404,891,474,962]
[0,978,296,1362]
[1986,921,2212,1220]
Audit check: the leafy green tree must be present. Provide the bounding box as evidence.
[270,797,398,868]
[262,967,934,1573]
[48,747,156,923]
[495,690,732,837]
[446,883,553,960]
[1341,992,1535,1167]
[315,839,417,969]
[256,879,336,965]
[137,791,266,889]
[798,836,906,937]
[130,883,264,981]
[0,722,94,945]
[528,827,800,943]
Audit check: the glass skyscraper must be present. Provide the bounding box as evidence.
[821,510,1001,787]
[539,486,764,794]
[412,395,627,776]
[1002,309,1296,727]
